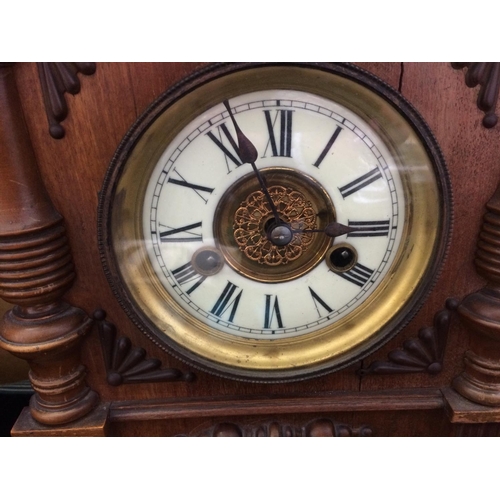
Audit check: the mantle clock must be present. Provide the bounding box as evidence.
[1,62,500,437]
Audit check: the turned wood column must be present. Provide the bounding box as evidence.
[454,182,500,405]
[0,64,98,425]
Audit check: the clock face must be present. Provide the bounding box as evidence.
[142,89,404,340]
[100,63,451,381]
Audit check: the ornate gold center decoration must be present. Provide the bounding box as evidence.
[213,167,336,283]
[233,186,316,266]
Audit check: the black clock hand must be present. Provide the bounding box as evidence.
[223,100,281,225]
[292,221,358,238]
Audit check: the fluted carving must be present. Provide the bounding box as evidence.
[37,62,96,139]
[454,183,500,405]
[452,63,500,128]
[94,309,195,386]
[359,299,458,376]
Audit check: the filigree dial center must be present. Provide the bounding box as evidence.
[213,168,335,283]
[233,186,316,263]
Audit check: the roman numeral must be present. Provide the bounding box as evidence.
[167,168,214,204]
[313,126,342,167]
[263,109,293,158]
[347,220,391,237]
[338,167,383,198]
[206,123,243,170]
[210,281,242,322]
[159,222,202,243]
[335,263,374,287]
[264,294,284,329]
[171,262,206,295]
[309,287,333,317]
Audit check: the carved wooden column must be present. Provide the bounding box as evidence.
[0,64,98,425]
[453,182,500,405]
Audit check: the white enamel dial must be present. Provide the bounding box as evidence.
[142,89,405,340]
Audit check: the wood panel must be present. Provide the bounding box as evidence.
[361,62,500,393]
[2,62,497,436]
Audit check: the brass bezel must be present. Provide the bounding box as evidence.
[99,63,451,382]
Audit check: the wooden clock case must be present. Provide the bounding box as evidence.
[1,62,500,437]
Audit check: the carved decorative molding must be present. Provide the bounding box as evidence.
[454,182,500,406]
[184,418,373,437]
[94,310,195,386]
[452,63,500,128]
[37,62,96,139]
[359,298,458,376]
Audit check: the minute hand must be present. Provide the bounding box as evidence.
[223,100,281,224]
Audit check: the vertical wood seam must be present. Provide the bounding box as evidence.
[125,63,139,118]
[398,62,405,93]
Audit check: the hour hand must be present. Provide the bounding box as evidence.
[324,221,358,238]
[293,221,358,238]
